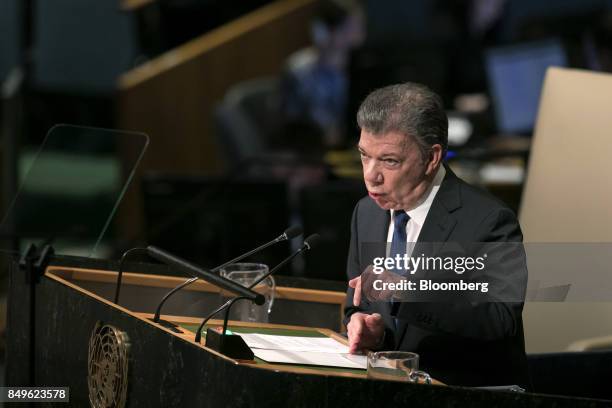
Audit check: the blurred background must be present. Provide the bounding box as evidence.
[2,0,612,373]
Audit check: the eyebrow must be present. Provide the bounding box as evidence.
[357,145,400,159]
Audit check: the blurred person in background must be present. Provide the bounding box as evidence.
[280,0,366,152]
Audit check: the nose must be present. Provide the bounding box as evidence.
[363,159,383,186]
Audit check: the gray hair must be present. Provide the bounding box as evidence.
[356,82,448,160]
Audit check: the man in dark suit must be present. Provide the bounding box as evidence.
[345,82,529,387]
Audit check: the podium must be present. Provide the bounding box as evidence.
[6,255,612,407]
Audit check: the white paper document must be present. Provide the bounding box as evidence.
[233,332,367,370]
[252,349,367,370]
[235,333,349,353]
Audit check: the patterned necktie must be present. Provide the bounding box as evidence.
[390,210,410,270]
[390,210,410,321]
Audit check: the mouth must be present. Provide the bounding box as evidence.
[368,192,384,199]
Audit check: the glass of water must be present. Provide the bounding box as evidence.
[367,351,432,384]
[219,263,275,323]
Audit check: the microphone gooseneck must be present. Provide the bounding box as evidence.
[194,233,320,343]
[151,226,302,322]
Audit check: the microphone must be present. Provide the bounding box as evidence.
[147,246,265,305]
[212,225,302,273]
[247,234,321,289]
[195,234,321,346]
[151,226,302,322]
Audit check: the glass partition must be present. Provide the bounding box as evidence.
[0,124,148,258]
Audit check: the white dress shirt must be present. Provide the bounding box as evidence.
[386,166,446,256]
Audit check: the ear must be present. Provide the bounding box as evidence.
[425,144,443,176]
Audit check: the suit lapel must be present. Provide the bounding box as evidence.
[364,204,389,245]
[395,166,462,349]
[363,205,393,323]
[416,200,457,246]
[417,166,461,244]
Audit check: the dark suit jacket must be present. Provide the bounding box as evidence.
[345,166,530,388]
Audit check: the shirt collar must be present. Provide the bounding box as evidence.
[391,165,446,227]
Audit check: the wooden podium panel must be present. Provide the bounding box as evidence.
[6,255,611,407]
[48,265,346,332]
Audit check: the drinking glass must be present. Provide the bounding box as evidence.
[219,263,275,323]
[367,351,432,384]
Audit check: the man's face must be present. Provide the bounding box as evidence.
[358,130,434,211]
